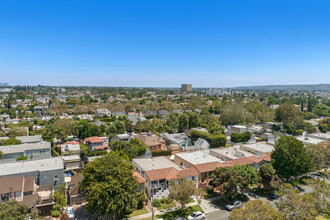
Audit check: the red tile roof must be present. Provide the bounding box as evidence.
[178,167,199,178]
[145,167,179,181]
[84,136,104,143]
[134,172,146,183]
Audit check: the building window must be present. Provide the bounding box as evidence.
[192,176,195,181]
[44,176,47,182]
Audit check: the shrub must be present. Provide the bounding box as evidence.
[153,199,161,208]
[231,132,251,143]
[319,123,329,133]
[190,130,227,148]
[206,186,214,195]
[152,150,171,157]
[16,155,27,161]
[51,210,61,217]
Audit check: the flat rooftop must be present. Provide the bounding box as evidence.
[0,157,64,176]
[175,151,223,165]
[210,147,254,160]
[240,143,275,153]
[296,136,324,145]
[308,132,330,140]
[133,156,180,171]
[0,135,43,143]
[0,141,51,154]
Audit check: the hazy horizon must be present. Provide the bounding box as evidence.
[1,0,330,87]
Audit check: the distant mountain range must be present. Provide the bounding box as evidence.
[230,84,330,91]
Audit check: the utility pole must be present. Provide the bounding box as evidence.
[151,196,154,220]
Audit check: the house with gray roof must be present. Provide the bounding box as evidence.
[0,157,65,187]
[162,133,191,147]
[127,115,147,126]
[0,141,51,163]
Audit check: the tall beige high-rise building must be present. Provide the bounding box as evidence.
[181,84,192,92]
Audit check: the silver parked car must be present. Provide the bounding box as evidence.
[187,211,206,220]
[225,200,242,211]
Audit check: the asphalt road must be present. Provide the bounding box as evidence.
[206,210,230,220]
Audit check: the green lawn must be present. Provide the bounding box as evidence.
[156,205,204,220]
[128,207,149,217]
[156,201,176,210]
[316,215,330,220]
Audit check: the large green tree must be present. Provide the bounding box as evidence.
[229,200,283,220]
[110,138,147,159]
[276,183,318,219]
[305,144,326,171]
[0,200,37,220]
[271,136,312,180]
[169,178,204,211]
[258,163,281,192]
[178,114,189,132]
[275,103,300,122]
[80,151,138,218]
[209,166,249,200]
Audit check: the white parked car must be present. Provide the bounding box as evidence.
[225,200,242,211]
[66,206,75,219]
[187,211,206,220]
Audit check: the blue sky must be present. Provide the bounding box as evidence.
[1,0,330,87]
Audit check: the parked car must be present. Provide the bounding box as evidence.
[268,193,279,199]
[225,200,242,211]
[66,206,75,219]
[187,211,206,220]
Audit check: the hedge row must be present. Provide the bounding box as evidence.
[151,150,171,157]
[190,130,227,148]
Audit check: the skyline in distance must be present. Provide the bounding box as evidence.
[1,0,330,87]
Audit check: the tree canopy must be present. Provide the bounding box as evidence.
[80,151,138,218]
[229,200,283,220]
[271,136,312,179]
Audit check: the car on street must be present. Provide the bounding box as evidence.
[225,200,242,211]
[66,206,75,219]
[187,211,206,220]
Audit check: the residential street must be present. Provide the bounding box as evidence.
[206,210,230,220]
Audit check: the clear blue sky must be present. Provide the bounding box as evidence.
[1,0,330,87]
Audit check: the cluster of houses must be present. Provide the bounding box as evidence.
[132,142,273,199]
[0,134,110,214]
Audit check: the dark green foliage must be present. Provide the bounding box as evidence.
[304,122,316,133]
[275,103,301,122]
[0,137,22,146]
[178,114,189,132]
[319,123,329,133]
[258,163,281,192]
[272,124,281,131]
[230,132,251,143]
[114,120,125,134]
[209,166,249,200]
[313,104,330,117]
[153,199,161,208]
[303,112,318,120]
[110,138,147,159]
[271,136,313,179]
[151,150,171,157]
[80,151,138,218]
[190,130,226,148]
[0,200,37,220]
[233,164,258,186]
[16,155,27,161]
[318,118,330,133]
